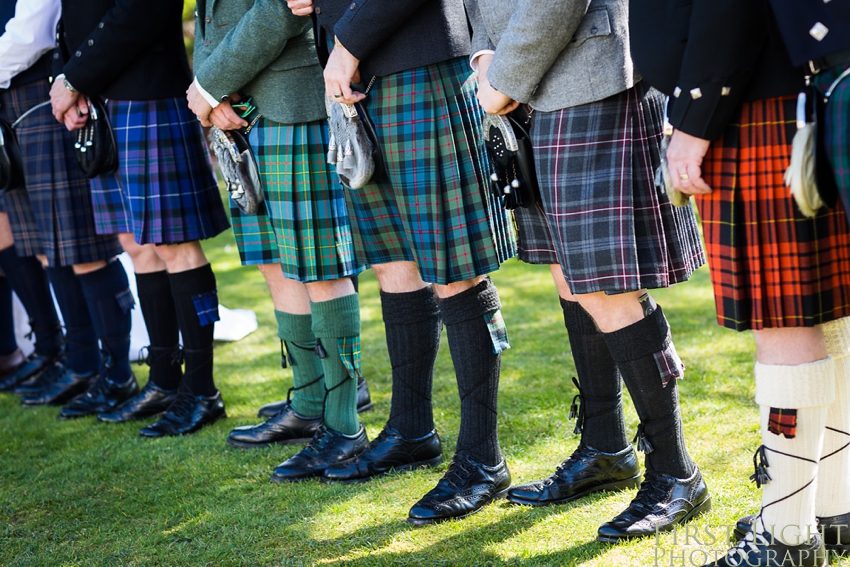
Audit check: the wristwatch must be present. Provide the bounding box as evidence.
[62,76,77,93]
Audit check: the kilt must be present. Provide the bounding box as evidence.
[519,83,705,294]
[90,97,229,244]
[814,63,850,218]
[0,80,121,266]
[229,117,364,282]
[345,56,516,285]
[697,95,850,331]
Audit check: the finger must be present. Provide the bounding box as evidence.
[497,100,520,115]
[687,164,712,193]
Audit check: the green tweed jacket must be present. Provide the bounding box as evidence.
[193,0,326,125]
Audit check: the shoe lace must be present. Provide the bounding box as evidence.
[626,472,672,515]
[83,373,112,399]
[546,445,593,485]
[305,427,333,453]
[441,454,474,489]
[30,361,64,388]
[166,386,197,419]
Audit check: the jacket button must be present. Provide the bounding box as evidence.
[53,53,59,59]
[75,50,81,57]
[205,16,211,23]
[350,2,356,8]
[88,39,94,46]
[315,6,321,13]
[98,22,104,28]
[204,39,211,46]
[590,26,598,34]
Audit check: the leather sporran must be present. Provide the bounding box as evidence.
[482,106,540,210]
[0,118,24,192]
[74,96,118,178]
[326,97,383,189]
[209,126,264,215]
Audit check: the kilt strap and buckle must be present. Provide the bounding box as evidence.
[809,47,850,75]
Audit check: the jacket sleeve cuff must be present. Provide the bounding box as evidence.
[668,72,752,141]
[193,77,221,109]
[486,57,536,103]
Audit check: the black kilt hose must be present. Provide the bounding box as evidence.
[0,79,121,266]
[517,82,705,294]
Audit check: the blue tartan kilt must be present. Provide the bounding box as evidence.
[0,80,121,266]
[90,97,230,244]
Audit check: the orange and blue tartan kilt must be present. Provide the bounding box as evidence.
[696,95,850,331]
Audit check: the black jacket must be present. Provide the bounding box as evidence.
[58,0,191,100]
[630,0,805,140]
[312,0,471,78]
[769,0,850,68]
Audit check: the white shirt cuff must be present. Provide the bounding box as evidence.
[193,77,221,109]
[470,49,495,72]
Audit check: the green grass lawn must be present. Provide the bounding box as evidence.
[2,229,847,566]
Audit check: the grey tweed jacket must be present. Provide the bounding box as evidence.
[466,0,639,111]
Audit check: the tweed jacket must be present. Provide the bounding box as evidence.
[59,0,191,100]
[193,0,325,125]
[312,0,471,78]
[630,0,804,140]
[465,0,638,112]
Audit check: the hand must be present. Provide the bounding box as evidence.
[62,97,89,131]
[209,100,248,131]
[286,0,314,16]
[666,129,712,195]
[186,81,213,127]
[475,53,519,115]
[50,78,83,126]
[324,41,364,105]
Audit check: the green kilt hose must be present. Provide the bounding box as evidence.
[230,117,364,282]
[0,80,121,266]
[697,95,850,331]
[347,56,516,285]
[89,97,229,244]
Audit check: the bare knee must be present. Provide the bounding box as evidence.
[154,241,208,273]
[754,327,827,365]
[372,262,427,294]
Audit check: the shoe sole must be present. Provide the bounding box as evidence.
[506,474,642,507]
[322,454,444,484]
[407,486,511,526]
[140,412,227,438]
[595,494,712,544]
[97,410,168,423]
[225,436,314,449]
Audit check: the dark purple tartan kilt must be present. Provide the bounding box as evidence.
[0,80,121,266]
[518,82,705,294]
[345,57,516,285]
[697,95,850,331]
[89,97,229,244]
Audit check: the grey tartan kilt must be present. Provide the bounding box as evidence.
[516,82,705,294]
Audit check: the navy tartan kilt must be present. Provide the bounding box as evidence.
[0,80,121,266]
[345,56,516,285]
[518,82,705,294]
[90,97,229,244]
[229,117,364,282]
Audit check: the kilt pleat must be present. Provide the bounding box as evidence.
[520,83,705,294]
[0,81,121,266]
[230,117,363,282]
[345,57,516,285]
[90,98,229,244]
[697,95,850,331]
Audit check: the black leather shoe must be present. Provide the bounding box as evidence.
[735,512,850,555]
[5,352,60,394]
[20,366,95,407]
[507,444,640,506]
[97,381,179,423]
[139,387,226,437]
[270,424,368,482]
[596,465,711,542]
[323,427,443,483]
[57,373,139,419]
[706,529,827,566]
[407,451,511,526]
[227,401,321,448]
[258,376,373,418]
[0,349,25,380]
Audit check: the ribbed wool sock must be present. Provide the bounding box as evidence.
[0,246,62,356]
[603,302,694,478]
[438,277,506,467]
[169,264,218,397]
[46,266,99,375]
[754,358,833,545]
[817,318,850,518]
[0,276,18,355]
[561,297,628,453]
[381,286,441,439]
[275,310,323,418]
[311,294,360,435]
[76,261,133,384]
[136,271,182,390]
